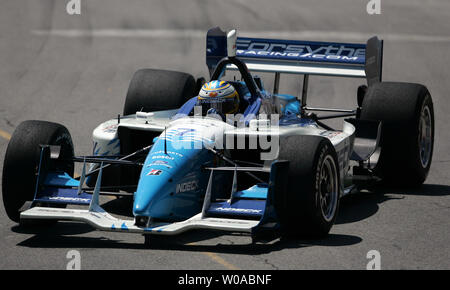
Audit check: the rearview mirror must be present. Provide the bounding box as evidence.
[227,29,237,57]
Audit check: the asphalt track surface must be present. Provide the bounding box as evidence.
[0,0,449,270]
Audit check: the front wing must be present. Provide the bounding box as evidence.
[21,207,260,235]
[20,157,287,237]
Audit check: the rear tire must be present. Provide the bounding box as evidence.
[2,120,74,223]
[360,82,434,186]
[276,135,340,238]
[123,69,196,116]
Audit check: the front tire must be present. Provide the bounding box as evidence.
[2,120,74,223]
[276,135,340,238]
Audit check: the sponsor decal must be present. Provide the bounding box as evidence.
[236,38,365,63]
[147,169,163,176]
[48,196,90,203]
[102,124,118,133]
[176,180,198,193]
[319,131,343,138]
[151,155,174,160]
[214,207,262,214]
[148,160,173,169]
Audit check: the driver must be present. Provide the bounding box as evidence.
[197,80,240,118]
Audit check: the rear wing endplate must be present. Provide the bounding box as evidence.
[206,27,383,85]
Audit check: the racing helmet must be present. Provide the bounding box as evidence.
[197,80,240,116]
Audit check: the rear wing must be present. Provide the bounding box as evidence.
[206,27,383,86]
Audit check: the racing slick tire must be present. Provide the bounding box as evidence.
[2,120,74,223]
[360,82,434,186]
[276,135,340,238]
[123,69,196,116]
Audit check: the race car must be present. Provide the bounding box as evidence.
[2,27,434,244]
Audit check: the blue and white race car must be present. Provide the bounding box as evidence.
[2,27,434,244]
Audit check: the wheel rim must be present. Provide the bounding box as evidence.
[318,155,338,222]
[419,104,432,168]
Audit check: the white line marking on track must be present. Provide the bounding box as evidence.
[31,29,450,43]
